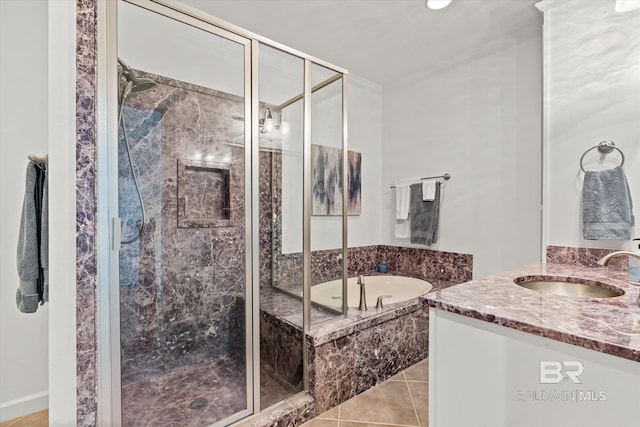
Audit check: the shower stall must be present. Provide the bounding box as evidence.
[98,1,348,425]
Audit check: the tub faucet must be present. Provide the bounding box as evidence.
[375,295,392,311]
[596,251,640,266]
[357,275,367,311]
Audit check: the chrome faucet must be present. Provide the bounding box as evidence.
[596,251,640,266]
[375,295,392,311]
[357,275,367,311]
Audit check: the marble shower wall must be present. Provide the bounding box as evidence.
[118,71,248,382]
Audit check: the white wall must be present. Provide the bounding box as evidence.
[346,75,382,248]
[0,0,50,421]
[543,0,640,250]
[47,0,78,424]
[281,74,383,252]
[311,74,383,250]
[119,0,245,97]
[381,22,542,279]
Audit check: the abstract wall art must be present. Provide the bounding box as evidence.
[311,144,361,216]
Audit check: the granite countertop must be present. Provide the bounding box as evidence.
[423,262,640,362]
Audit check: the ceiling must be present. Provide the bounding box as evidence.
[181,0,542,86]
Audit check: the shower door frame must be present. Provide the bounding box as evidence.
[96,1,349,425]
[99,1,255,425]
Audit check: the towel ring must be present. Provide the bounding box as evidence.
[579,141,625,173]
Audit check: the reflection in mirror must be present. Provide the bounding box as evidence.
[541,0,639,251]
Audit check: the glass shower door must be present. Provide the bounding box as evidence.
[117,1,252,425]
[257,43,306,408]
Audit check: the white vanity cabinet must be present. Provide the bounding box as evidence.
[428,308,640,427]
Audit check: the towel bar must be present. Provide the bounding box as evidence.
[390,173,450,188]
[580,141,624,173]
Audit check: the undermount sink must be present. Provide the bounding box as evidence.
[513,275,624,299]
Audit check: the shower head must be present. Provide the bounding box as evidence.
[118,58,156,95]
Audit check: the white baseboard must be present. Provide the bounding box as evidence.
[0,391,48,422]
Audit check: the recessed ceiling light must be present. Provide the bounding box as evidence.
[426,0,452,10]
[615,0,640,12]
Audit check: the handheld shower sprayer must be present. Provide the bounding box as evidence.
[117,58,157,245]
[118,58,156,102]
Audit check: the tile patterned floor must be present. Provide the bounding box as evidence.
[1,359,428,427]
[303,358,428,427]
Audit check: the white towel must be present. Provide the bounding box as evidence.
[394,178,417,239]
[422,181,436,201]
[395,182,411,220]
[395,219,410,238]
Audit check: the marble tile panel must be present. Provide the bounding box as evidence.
[261,369,301,410]
[234,393,316,427]
[259,151,277,289]
[118,71,249,381]
[353,309,429,394]
[308,299,425,347]
[260,310,304,390]
[305,305,429,411]
[121,357,247,426]
[377,245,473,284]
[75,0,98,425]
[347,245,379,275]
[546,245,629,270]
[308,335,357,414]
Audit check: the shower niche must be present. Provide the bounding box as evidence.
[177,159,232,228]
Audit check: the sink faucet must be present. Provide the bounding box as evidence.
[598,251,640,307]
[357,275,367,311]
[596,251,640,266]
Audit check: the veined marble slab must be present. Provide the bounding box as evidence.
[424,261,640,362]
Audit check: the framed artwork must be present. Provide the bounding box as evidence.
[311,144,361,216]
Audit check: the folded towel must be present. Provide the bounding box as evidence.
[410,182,441,246]
[582,166,635,240]
[422,181,436,201]
[395,182,411,220]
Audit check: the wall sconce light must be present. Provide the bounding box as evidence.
[615,0,640,12]
[280,112,290,136]
[425,0,452,10]
[260,108,274,134]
